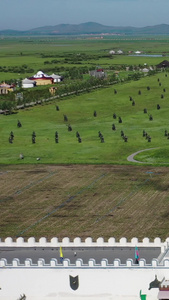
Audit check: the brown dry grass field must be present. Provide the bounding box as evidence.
[1,164,169,241]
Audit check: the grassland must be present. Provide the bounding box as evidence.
[1,72,169,165]
[1,36,169,81]
[1,36,169,240]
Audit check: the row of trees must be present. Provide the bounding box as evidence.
[0,65,34,74]
[0,66,161,114]
[0,76,116,113]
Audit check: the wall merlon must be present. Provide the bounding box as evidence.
[1,257,169,268]
[0,237,167,248]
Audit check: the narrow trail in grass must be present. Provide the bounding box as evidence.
[15,173,107,237]
[127,148,158,163]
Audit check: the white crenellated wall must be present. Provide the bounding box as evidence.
[1,257,169,300]
[0,236,167,250]
[0,237,169,300]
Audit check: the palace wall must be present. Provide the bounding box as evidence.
[0,237,169,300]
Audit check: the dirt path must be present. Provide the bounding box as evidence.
[127,148,158,163]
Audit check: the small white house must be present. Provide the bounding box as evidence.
[22,78,36,88]
[109,50,116,55]
[142,68,149,73]
[50,74,63,83]
[117,50,123,54]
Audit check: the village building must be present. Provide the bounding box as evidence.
[142,68,150,73]
[156,60,169,69]
[109,50,116,55]
[0,82,15,94]
[50,73,63,83]
[135,51,142,54]
[22,78,36,88]
[89,68,107,78]
[29,71,54,85]
[117,49,123,54]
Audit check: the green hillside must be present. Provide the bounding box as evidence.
[1,72,169,165]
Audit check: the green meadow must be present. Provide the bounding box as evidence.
[1,37,169,239]
[1,72,169,165]
[0,36,169,81]
[1,36,169,165]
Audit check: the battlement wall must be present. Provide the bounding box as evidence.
[1,257,169,268]
[0,259,168,300]
[0,236,168,250]
[1,237,169,299]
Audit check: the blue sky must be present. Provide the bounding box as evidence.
[1,0,169,30]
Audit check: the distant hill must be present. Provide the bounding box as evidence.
[1,22,169,36]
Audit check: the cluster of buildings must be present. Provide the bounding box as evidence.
[22,71,63,88]
[109,49,124,55]
[89,68,107,78]
[109,50,143,55]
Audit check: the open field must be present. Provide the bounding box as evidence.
[1,164,169,240]
[1,72,169,165]
[1,36,169,81]
[1,36,169,241]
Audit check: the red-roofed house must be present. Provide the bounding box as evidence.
[29,71,54,86]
